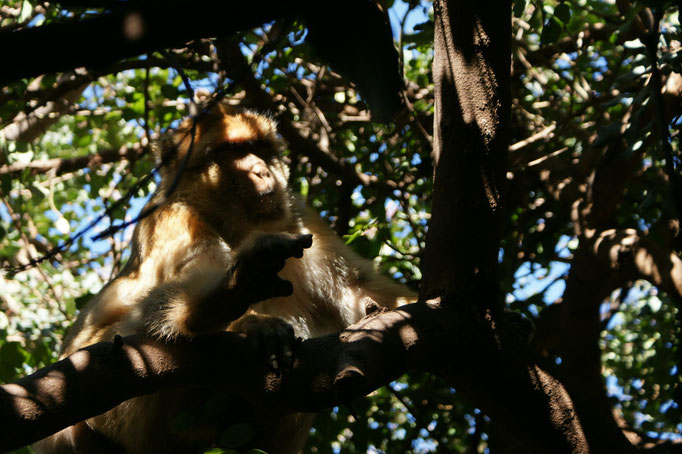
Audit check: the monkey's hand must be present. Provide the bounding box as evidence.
[231,233,313,304]
[231,314,298,372]
[185,234,311,333]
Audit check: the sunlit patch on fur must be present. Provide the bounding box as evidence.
[226,122,258,142]
[42,98,419,454]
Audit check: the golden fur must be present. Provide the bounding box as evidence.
[35,103,415,454]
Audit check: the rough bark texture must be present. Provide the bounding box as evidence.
[1,300,588,454]
[6,2,659,453]
[420,1,589,452]
[421,0,510,307]
[0,303,449,452]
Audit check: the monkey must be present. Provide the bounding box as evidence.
[34,100,415,454]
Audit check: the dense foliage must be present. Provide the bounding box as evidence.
[0,0,680,452]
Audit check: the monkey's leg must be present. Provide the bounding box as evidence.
[231,314,298,372]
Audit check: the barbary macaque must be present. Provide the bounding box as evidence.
[35,99,415,454]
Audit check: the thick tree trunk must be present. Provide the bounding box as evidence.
[421,1,589,452]
[421,0,510,307]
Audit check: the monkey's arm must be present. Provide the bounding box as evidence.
[139,233,312,339]
[185,233,313,333]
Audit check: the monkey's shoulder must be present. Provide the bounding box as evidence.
[135,201,220,252]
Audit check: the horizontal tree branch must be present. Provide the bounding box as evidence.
[2,1,402,120]
[1,79,87,143]
[0,2,293,85]
[588,228,682,298]
[0,144,147,178]
[0,303,433,451]
[1,301,585,454]
[0,57,214,115]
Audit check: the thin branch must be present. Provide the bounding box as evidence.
[0,144,155,273]
[509,124,556,152]
[642,9,682,220]
[0,75,88,143]
[0,57,213,123]
[0,143,147,178]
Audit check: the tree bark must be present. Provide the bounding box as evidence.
[420,1,589,452]
[0,303,464,452]
[1,2,602,453]
[421,0,510,307]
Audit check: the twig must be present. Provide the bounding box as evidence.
[642,9,681,220]
[509,124,556,152]
[526,147,569,167]
[142,55,152,149]
[0,197,68,317]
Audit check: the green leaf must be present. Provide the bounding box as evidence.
[0,174,11,195]
[203,393,232,419]
[131,98,146,116]
[29,185,45,204]
[161,85,179,100]
[76,134,92,148]
[219,423,255,449]
[162,110,176,124]
[122,108,137,121]
[540,15,563,45]
[344,229,363,245]
[1,342,26,369]
[27,340,53,368]
[18,0,33,23]
[513,0,527,17]
[64,298,77,317]
[74,293,94,311]
[554,3,571,24]
[170,411,199,433]
[268,74,288,93]
[0,362,17,383]
[348,235,382,259]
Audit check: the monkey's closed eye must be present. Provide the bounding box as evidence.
[213,140,273,156]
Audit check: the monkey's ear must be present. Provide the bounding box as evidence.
[151,133,172,165]
[152,125,191,170]
[194,88,212,105]
[193,89,220,113]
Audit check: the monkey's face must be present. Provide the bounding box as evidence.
[213,142,289,221]
[160,107,293,226]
